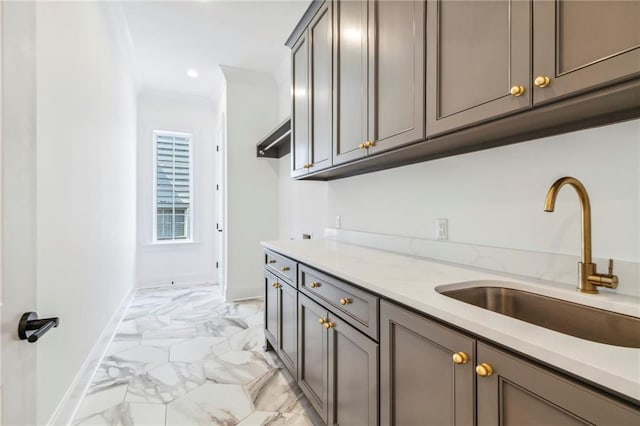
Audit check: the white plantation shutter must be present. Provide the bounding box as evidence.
[155,132,192,241]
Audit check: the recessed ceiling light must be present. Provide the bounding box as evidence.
[187,69,199,79]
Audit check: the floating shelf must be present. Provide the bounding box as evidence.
[256,117,291,158]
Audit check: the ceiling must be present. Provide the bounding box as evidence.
[120,0,311,100]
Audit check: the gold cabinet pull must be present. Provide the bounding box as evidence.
[324,321,335,329]
[280,266,290,272]
[534,76,550,88]
[476,363,493,377]
[268,259,276,264]
[364,140,374,148]
[452,352,469,365]
[339,298,352,306]
[310,282,321,289]
[272,282,281,288]
[510,85,525,97]
[358,143,366,149]
[319,317,327,325]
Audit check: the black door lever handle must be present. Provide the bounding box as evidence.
[18,312,59,343]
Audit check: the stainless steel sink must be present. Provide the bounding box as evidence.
[438,286,640,348]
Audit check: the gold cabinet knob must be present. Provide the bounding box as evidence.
[510,85,525,97]
[339,298,352,305]
[452,352,469,365]
[476,363,493,377]
[268,259,276,264]
[271,282,277,288]
[358,143,365,149]
[319,317,327,324]
[310,282,320,289]
[324,321,335,329]
[534,76,550,88]
[280,266,290,272]
[364,140,374,148]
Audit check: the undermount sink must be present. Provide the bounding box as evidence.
[438,285,640,348]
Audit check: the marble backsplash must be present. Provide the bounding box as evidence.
[324,228,640,298]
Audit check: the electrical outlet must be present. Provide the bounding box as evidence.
[436,218,448,240]
[335,215,341,229]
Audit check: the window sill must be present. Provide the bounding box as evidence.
[143,240,201,247]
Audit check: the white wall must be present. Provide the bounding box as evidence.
[136,90,217,288]
[326,120,640,263]
[221,66,280,301]
[35,2,137,423]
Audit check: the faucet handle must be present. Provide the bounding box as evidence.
[608,259,614,275]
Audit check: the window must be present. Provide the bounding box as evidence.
[153,131,193,242]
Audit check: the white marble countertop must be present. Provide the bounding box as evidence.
[261,239,640,403]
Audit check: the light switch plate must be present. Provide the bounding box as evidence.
[436,218,448,240]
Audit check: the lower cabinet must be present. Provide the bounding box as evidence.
[263,270,297,378]
[380,299,640,426]
[380,300,475,425]
[299,293,378,426]
[476,342,640,425]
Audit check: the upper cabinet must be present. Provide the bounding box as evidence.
[333,0,426,165]
[426,0,531,136]
[287,0,640,180]
[533,0,640,104]
[291,1,333,178]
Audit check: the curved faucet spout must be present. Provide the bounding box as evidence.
[544,176,592,264]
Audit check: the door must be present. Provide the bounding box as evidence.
[370,0,426,155]
[298,293,329,423]
[214,111,226,291]
[291,32,311,178]
[264,272,279,349]
[1,1,38,424]
[533,0,640,105]
[277,281,297,378]
[476,342,640,425]
[380,301,475,426]
[327,315,378,426]
[308,1,333,173]
[426,0,531,136]
[333,0,370,165]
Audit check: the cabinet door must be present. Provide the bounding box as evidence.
[477,342,640,425]
[333,0,370,165]
[533,1,640,105]
[426,0,531,136]
[291,33,311,178]
[309,1,333,173]
[380,301,475,426]
[264,272,279,348]
[298,294,329,423]
[327,316,378,426]
[277,282,298,378]
[370,0,426,155]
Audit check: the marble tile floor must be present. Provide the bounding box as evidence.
[73,284,317,426]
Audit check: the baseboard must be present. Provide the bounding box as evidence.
[47,288,136,426]
[136,274,217,289]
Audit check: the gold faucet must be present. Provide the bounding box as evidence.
[544,177,618,294]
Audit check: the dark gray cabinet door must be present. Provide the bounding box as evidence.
[327,315,378,426]
[298,293,329,423]
[533,0,640,105]
[278,282,298,378]
[333,0,370,165]
[264,272,279,348]
[370,0,426,155]
[291,32,311,178]
[309,1,333,173]
[426,0,531,137]
[476,342,640,425]
[380,301,475,426]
